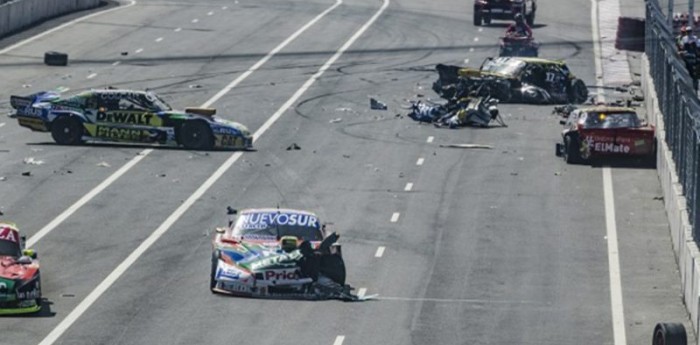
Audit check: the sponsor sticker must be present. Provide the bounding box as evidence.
[238,212,319,230]
[0,227,19,243]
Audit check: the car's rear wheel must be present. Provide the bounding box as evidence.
[51,116,84,145]
[320,254,346,286]
[210,253,218,293]
[526,9,535,26]
[653,323,687,345]
[564,136,582,164]
[568,79,589,104]
[179,120,214,150]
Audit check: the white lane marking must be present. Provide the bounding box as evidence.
[464,58,470,64]
[26,149,153,247]
[404,182,413,191]
[112,61,121,66]
[333,336,345,345]
[135,48,143,54]
[0,123,5,128]
[469,47,475,52]
[592,0,626,344]
[26,0,343,251]
[375,246,385,258]
[0,0,137,55]
[201,0,344,108]
[192,18,199,23]
[416,157,424,166]
[427,136,434,143]
[36,1,393,343]
[155,37,163,42]
[174,27,182,32]
[222,6,228,10]
[473,37,479,42]
[86,73,97,79]
[390,212,400,223]
[207,11,214,16]
[357,288,367,297]
[478,27,483,32]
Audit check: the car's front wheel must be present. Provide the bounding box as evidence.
[568,79,589,104]
[210,254,218,293]
[179,120,214,150]
[51,116,84,145]
[564,136,583,164]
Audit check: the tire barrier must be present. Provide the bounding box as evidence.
[652,323,687,345]
[616,16,645,52]
[0,0,101,39]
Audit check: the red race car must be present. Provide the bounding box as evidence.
[0,222,41,314]
[555,106,656,164]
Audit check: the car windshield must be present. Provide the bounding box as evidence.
[148,93,172,111]
[232,211,323,241]
[482,58,526,77]
[584,112,640,129]
[0,240,20,257]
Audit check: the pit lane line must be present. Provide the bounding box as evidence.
[427,136,434,143]
[416,157,425,166]
[24,0,345,248]
[591,0,626,343]
[375,246,385,258]
[390,212,400,222]
[36,1,390,344]
[404,182,413,191]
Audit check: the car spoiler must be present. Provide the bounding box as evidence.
[9,96,32,110]
[9,91,60,109]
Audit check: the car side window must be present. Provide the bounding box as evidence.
[118,98,147,111]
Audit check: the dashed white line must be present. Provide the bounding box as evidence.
[390,212,400,223]
[357,288,367,297]
[473,37,479,42]
[174,27,182,32]
[0,123,5,128]
[155,37,163,42]
[112,61,121,66]
[427,136,434,143]
[333,336,345,345]
[192,18,199,23]
[404,182,413,191]
[222,6,228,10]
[86,73,97,79]
[478,27,483,32]
[135,48,143,54]
[469,47,475,52]
[416,157,425,166]
[375,246,385,258]
[207,11,214,16]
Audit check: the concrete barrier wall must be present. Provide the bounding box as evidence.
[0,0,101,38]
[642,54,700,341]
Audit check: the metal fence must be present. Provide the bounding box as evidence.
[646,0,700,239]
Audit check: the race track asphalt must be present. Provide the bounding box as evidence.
[0,0,693,344]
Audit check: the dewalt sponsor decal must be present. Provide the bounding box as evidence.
[96,111,162,126]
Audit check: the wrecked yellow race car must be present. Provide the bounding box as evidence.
[433,57,588,104]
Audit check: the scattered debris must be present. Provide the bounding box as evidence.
[518,157,524,161]
[510,172,518,176]
[31,148,43,152]
[96,161,111,168]
[342,154,351,159]
[0,177,5,181]
[21,171,31,176]
[0,210,3,216]
[66,170,72,174]
[370,97,388,110]
[329,118,343,123]
[23,157,44,165]
[394,113,402,118]
[415,94,424,98]
[270,82,276,86]
[439,144,493,149]
[335,107,353,112]
[265,163,271,167]
[554,172,561,176]
[189,84,202,89]
[121,51,129,56]
[286,143,301,151]
[158,174,166,178]
[22,84,31,88]
[61,293,75,298]
[653,196,664,201]
[398,172,405,178]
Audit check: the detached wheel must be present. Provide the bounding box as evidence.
[319,254,346,286]
[51,116,84,145]
[653,323,687,345]
[526,11,535,26]
[473,11,482,26]
[568,79,589,104]
[179,120,214,150]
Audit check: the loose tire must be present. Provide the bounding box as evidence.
[179,120,214,150]
[51,116,84,145]
[526,11,535,26]
[473,11,482,26]
[320,254,346,286]
[568,79,589,104]
[44,51,68,66]
[564,136,582,164]
[653,323,687,345]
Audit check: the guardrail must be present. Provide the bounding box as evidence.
[0,0,101,38]
[646,0,700,240]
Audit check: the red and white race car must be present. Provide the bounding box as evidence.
[555,106,656,164]
[0,222,41,314]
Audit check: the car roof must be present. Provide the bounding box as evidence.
[578,106,637,114]
[239,208,319,217]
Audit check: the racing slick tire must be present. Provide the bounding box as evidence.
[179,120,214,150]
[526,11,535,26]
[568,79,589,104]
[44,51,68,66]
[210,253,218,293]
[473,11,482,26]
[564,135,583,164]
[319,254,346,286]
[653,323,687,345]
[51,116,84,145]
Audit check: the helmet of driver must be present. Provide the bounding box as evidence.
[514,13,524,23]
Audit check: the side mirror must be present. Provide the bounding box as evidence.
[226,206,237,215]
[22,249,37,259]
